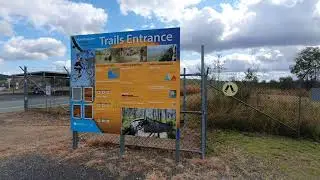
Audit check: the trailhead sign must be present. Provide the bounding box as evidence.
[70,28,180,139]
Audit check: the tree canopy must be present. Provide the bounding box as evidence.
[290,47,320,81]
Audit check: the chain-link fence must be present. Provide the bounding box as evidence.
[12,67,70,111]
[206,73,320,141]
[27,72,69,110]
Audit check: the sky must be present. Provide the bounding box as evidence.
[0,0,319,81]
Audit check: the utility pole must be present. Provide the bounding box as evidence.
[213,54,225,85]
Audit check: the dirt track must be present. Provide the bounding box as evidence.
[0,111,230,179]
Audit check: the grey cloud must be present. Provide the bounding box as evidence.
[180,0,320,53]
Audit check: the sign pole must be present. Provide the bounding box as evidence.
[176,68,186,163]
[175,128,180,163]
[72,131,78,149]
[201,45,206,159]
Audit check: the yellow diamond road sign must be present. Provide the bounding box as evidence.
[222,82,238,96]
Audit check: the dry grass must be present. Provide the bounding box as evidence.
[187,87,320,141]
[180,85,201,96]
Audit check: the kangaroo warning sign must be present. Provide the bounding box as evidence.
[70,28,180,139]
[222,82,238,96]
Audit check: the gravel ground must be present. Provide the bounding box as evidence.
[0,154,115,180]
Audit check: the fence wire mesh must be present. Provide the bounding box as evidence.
[206,76,320,141]
[26,72,69,110]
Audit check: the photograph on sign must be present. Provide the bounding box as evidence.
[169,90,177,98]
[71,50,95,87]
[73,104,81,118]
[122,108,176,139]
[95,46,147,64]
[72,87,82,101]
[84,105,93,119]
[84,87,93,102]
[147,44,177,61]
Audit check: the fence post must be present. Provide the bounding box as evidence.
[23,66,28,111]
[183,68,187,125]
[204,67,208,153]
[12,75,15,94]
[46,93,48,111]
[297,78,303,138]
[201,45,206,159]
[53,76,56,108]
[298,94,302,138]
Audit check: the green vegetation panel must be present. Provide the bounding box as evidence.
[207,130,320,179]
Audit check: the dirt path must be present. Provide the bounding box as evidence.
[0,111,70,158]
[0,111,230,179]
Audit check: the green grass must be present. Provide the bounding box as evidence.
[207,130,320,179]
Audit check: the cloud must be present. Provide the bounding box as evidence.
[182,0,320,52]
[142,23,156,29]
[53,60,71,72]
[0,20,14,36]
[123,28,135,31]
[0,36,66,60]
[0,0,108,35]
[181,45,301,80]
[119,0,320,53]
[118,0,201,22]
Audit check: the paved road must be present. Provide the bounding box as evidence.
[0,94,69,113]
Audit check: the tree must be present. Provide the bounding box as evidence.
[290,47,320,81]
[195,62,215,80]
[244,68,258,82]
[279,76,294,90]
